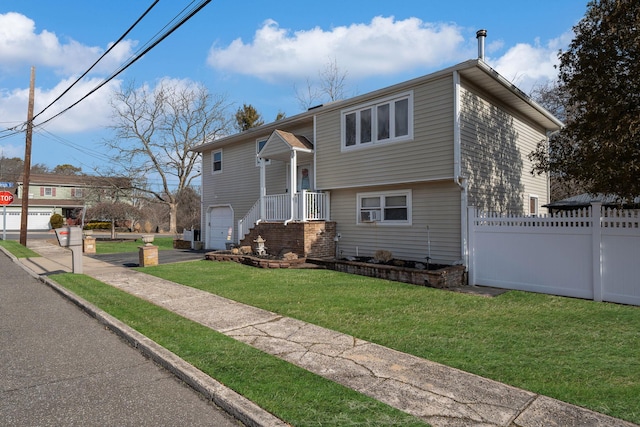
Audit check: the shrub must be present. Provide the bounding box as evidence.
[50,213,64,229]
[374,250,393,263]
[83,221,111,230]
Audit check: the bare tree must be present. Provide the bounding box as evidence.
[106,80,232,233]
[176,186,201,230]
[295,57,349,111]
[85,201,141,239]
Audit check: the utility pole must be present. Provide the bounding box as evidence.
[20,66,35,247]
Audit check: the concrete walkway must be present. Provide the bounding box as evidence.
[17,240,637,427]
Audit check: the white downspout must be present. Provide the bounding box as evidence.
[453,70,468,267]
[313,115,318,192]
[284,150,297,225]
[199,160,207,248]
[257,156,266,224]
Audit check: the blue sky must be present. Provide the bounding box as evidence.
[0,0,588,180]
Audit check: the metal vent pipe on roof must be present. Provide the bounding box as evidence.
[476,29,487,61]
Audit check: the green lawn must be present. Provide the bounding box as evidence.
[133,260,640,424]
[94,236,175,254]
[0,239,39,258]
[53,273,428,427]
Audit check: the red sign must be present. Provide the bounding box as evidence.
[0,191,14,205]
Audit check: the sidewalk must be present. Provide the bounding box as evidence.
[0,246,241,427]
[17,240,638,427]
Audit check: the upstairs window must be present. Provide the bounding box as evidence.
[342,92,413,150]
[212,149,222,174]
[41,187,55,197]
[71,188,83,198]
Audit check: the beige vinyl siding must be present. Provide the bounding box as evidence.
[331,181,462,264]
[459,83,549,214]
[316,75,454,190]
[202,141,287,241]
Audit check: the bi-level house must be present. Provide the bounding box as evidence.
[193,38,562,266]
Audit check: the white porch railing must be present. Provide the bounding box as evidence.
[238,191,329,242]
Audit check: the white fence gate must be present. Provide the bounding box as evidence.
[468,203,640,306]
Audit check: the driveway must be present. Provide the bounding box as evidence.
[88,248,208,267]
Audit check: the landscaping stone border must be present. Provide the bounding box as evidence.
[206,251,466,288]
[205,252,307,269]
[308,258,466,289]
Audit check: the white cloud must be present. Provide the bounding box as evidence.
[208,16,470,83]
[0,143,23,158]
[0,12,135,76]
[0,77,121,134]
[489,31,574,93]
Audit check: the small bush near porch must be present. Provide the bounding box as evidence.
[139,261,640,424]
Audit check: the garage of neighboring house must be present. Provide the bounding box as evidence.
[207,205,233,250]
[1,207,55,230]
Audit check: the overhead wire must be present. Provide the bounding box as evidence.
[33,0,212,129]
[31,0,161,122]
[4,0,211,136]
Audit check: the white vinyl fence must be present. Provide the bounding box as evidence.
[468,203,640,306]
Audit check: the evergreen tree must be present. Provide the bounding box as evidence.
[235,103,264,132]
[530,0,640,200]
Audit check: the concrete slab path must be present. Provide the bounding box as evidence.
[17,240,638,427]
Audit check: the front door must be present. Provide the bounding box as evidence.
[207,206,233,250]
[287,164,314,192]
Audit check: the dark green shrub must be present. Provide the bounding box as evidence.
[50,213,64,229]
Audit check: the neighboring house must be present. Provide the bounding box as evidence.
[545,193,640,215]
[193,49,562,265]
[4,173,131,230]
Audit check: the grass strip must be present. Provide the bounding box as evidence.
[53,273,428,427]
[95,236,175,254]
[0,239,40,258]
[136,260,640,424]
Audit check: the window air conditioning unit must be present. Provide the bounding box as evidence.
[361,210,381,222]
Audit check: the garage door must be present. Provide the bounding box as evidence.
[207,206,233,250]
[1,208,54,230]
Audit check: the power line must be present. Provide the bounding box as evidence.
[33,0,212,129]
[4,0,212,135]
[32,0,161,122]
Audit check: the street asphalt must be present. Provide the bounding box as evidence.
[0,249,241,427]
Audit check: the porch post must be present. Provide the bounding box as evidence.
[259,157,266,220]
[290,150,297,221]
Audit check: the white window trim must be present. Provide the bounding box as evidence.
[356,189,412,225]
[256,138,271,166]
[341,91,414,151]
[212,149,223,174]
[44,187,53,196]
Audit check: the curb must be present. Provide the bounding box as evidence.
[2,247,288,427]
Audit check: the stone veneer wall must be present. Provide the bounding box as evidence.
[240,221,336,258]
[309,259,466,288]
